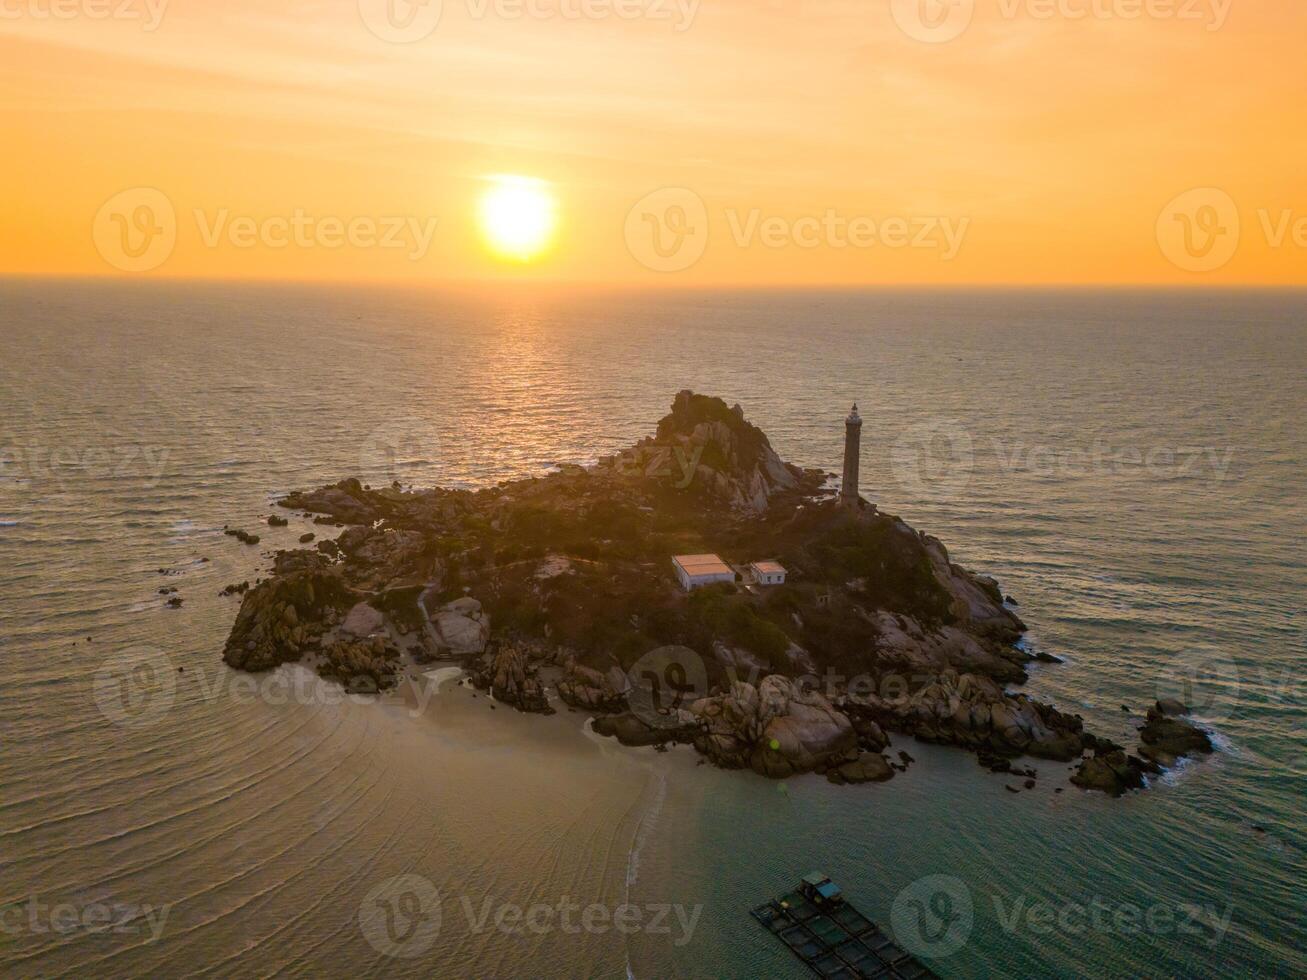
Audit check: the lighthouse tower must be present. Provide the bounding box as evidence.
[841,403,862,508]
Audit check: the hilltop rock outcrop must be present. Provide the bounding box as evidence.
[638,389,806,513]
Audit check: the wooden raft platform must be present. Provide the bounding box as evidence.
[751,882,938,980]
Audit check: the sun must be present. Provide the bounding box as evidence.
[478,175,557,263]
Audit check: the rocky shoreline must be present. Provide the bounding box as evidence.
[219,391,1213,796]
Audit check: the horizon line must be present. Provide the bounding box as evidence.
[4,274,1307,294]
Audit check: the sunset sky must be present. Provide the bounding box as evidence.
[2,0,1303,285]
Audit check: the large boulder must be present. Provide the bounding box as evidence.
[827,753,895,785]
[687,676,857,777]
[280,478,378,525]
[273,549,331,575]
[331,526,429,591]
[751,677,858,777]
[340,601,386,639]
[592,711,695,746]
[557,663,630,712]
[1137,702,1213,768]
[424,594,490,656]
[1071,750,1148,797]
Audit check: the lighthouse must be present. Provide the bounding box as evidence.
[841,403,862,508]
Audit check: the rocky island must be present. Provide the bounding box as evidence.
[221,391,1211,796]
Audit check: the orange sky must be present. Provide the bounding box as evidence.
[1,0,1303,285]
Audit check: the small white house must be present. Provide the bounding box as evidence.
[750,560,787,586]
[672,554,735,591]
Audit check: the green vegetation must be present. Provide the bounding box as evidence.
[453,488,959,683]
[684,583,792,665]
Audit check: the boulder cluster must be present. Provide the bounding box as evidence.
[1070,699,1214,796]
[840,670,1092,762]
[468,643,552,714]
[592,675,895,783]
[222,567,352,673]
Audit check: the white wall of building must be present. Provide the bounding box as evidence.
[676,567,734,590]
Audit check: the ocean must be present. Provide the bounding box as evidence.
[1,280,1303,977]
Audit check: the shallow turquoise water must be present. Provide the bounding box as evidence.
[1,281,1302,977]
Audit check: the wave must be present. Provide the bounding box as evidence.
[625,765,668,891]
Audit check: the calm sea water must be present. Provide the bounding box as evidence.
[1,280,1303,978]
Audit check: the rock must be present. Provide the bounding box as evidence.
[222,568,353,672]
[425,594,490,656]
[827,753,894,785]
[469,643,553,714]
[849,715,888,753]
[224,527,261,546]
[1005,784,1020,793]
[643,390,802,513]
[921,537,1025,642]
[318,634,399,691]
[279,479,379,525]
[268,515,289,527]
[1153,698,1189,718]
[166,596,183,608]
[299,532,316,543]
[210,390,1157,799]
[593,712,686,747]
[1131,753,1163,776]
[845,672,1085,762]
[869,611,1028,684]
[340,601,386,639]
[1071,751,1147,797]
[1024,778,1036,789]
[1137,711,1213,768]
[273,550,330,575]
[220,582,250,596]
[688,676,857,778]
[557,663,630,713]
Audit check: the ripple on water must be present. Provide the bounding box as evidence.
[1,283,1304,978]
